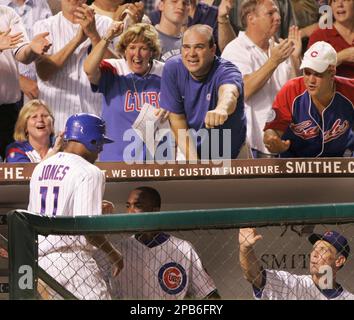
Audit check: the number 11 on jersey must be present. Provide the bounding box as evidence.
[40,186,60,216]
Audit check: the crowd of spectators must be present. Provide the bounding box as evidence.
[1,0,354,301]
[0,0,353,163]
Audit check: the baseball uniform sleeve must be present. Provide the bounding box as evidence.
[73,167,104,216]
[254,269,302,300]
[159,58,185,114]
[187,243,217,298]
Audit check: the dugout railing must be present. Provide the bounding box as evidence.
[7,203,354,299]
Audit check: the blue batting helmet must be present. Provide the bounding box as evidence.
[64,113,113,153]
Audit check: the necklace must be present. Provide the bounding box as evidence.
[130,63,153,106]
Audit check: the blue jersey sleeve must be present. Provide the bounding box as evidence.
[160,57,185,114]
[5,142,31,163]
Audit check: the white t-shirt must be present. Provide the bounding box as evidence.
[255,269,354,300]
[222,32,292,154]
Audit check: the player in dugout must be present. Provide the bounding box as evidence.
[239,227,354,299]
[263,41,354,158]
[96,186,221,299]
[28,113,123,300]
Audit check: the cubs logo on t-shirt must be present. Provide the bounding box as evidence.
[158,262,187,295]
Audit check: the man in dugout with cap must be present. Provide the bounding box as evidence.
[239,228,354,300]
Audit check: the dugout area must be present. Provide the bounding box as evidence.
[1,159,354,299]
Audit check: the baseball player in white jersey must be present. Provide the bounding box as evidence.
[239,228,354,300]
[95,186,220,299]
[28,113,123,300]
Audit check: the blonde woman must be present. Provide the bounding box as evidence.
[84,22,169,162]
[5,99,63,163]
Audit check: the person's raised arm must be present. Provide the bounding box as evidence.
[42,132,64,161]
[204,83,238,129]
[35,28,87,81]
[74,4,100,43]
[288,26,302,77]
[15,32,51,64]
[239,228,264,288]
[113,1,145,24]
[74,4,117,59]
[337,47,354,66]
[84,21,123,85]
[243,39,295,100]
[0,29,24,52]
[217,0,236,52]
[168,112,199,162]
[299,22,318,39]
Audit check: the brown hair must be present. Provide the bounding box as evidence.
[116,23,161,59]
[240,0,267,29]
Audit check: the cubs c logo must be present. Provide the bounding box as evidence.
[158,262,187,295]
[310,51,318,57]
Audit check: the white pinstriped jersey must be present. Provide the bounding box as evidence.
[255,269,354,300]
[0,0,53,81]
[96,234,217,299]
[33,12,114,133]
[0,5,29,104]
[28,152,105,255]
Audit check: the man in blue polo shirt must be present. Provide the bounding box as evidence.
[160,24,246,161]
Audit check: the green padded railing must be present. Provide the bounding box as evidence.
[7,203,354,299]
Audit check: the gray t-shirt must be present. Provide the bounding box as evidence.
[156,28,182,62]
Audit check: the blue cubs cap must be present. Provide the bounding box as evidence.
[64,113,113,153]
[309,231,350,259]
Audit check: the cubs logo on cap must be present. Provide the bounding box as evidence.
[308,230,350,258]
[158,262,187,295]
[300,41,337,73]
